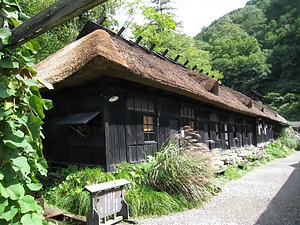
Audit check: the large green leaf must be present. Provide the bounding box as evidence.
[29,95,45,119]
[0,57,19,69]
[36,158,48,176]
[0,204,18,222]
[5,179,25,200]
[19,195,41,213]
[4,101,14,110]
[27,113,42,140]
[3,134,28,148]
[21,212,43,225]
[26,183,42,192]
[0,28,11,40]
[11,156,31,175]
[0,182,9,198]
[23,78,39,86]
[0,197,8,216]
[37,79,54,90]
[0,82,10,98]
[43,99,53,110]
[0,163,15,182]
[3,0,18,6]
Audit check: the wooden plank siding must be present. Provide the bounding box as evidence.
[41,77,280,171]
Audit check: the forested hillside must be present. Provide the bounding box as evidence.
[195,0,300,120]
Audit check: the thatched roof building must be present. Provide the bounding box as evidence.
[35,28,285,124]
[34,25,287,170]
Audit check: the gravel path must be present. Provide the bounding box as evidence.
[136,151,300,225]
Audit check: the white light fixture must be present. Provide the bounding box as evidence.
[108,95,119,102]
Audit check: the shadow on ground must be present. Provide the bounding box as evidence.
[255,159,300,225]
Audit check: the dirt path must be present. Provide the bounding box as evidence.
[136,151,300,225]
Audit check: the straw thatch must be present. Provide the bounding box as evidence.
[34,29,286,124]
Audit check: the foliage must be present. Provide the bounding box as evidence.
[144,140,216,202]
[196,0,300,120]
[20,0,138,61]
[264,92,300,121]
[0,1,53,224]
[265,127,298,157]
[197,16,270,93]
[220,166,248,182]
[43,139,216,217]
[125,186,199,217]
[220,127,297,184]
[150,0,174,14]
[43,167,115,216]
[131,5,223,80]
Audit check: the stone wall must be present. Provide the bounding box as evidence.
[173,125,266,171]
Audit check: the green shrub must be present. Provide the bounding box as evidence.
[277,127,298,150]
[43,167,115,216]
[264,127,296,158]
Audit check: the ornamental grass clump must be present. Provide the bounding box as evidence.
[145,140,216,202]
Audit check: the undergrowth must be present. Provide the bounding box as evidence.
[42,140,216,218]
[42,128,298,218]
[220,127,298,183]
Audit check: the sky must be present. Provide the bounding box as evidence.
[171,0,249,36]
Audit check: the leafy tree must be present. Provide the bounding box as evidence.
[131,6,222,80]
[196,0,300,120]
[151,0,174,14]
[229,5,267,39]
[0,1,53,225]
[198,17,269,93]
[20,0,137,61]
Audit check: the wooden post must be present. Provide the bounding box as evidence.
[11,0,108,46]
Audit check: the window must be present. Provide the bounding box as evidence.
[180,107,196,129]
[224,124,229,148]
[127,97,154,112]
[210,113,218,122]
[144,115,155,142]
[215,123,220,139]
[180,107,195,118]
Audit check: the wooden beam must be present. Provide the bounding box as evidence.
[11,0,108,46]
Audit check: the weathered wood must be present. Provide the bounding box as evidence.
[11,0,108,46]
[85,179,130,193]
[62,213,86,222]
[44,206,64,218]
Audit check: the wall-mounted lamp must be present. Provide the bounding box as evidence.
[108,95,119,102]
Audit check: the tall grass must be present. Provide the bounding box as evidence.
[125,186,200,217]
[145,140,216,202]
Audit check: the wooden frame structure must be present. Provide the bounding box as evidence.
[34,22,287,171]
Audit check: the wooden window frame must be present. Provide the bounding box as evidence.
[143,114,156,143]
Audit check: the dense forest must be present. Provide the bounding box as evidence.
[21,0,300,121]
[196,0,300,121]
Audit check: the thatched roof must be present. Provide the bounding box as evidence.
[34,29,286,124]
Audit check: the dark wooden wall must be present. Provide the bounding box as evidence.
[42,77,280,171]
[43,84,106,168]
